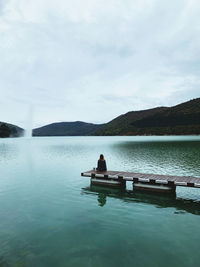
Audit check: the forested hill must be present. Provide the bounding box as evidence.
[2,98,199,137]
[94,98,200,135]
[94,107,167,135]
[33,121,104,136]
[0,122,24,137]
[32,98,200,136]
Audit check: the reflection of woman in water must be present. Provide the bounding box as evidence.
[98,193,107,207]
[97,154,107,172]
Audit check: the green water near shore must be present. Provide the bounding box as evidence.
[0,136,200,267]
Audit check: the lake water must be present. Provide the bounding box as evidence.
[0,136,200,267]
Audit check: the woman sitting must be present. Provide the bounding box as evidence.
[97,154,107,172]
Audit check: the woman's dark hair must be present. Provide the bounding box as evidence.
[100,154,104,160]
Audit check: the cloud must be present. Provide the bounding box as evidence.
[0,0,200,127]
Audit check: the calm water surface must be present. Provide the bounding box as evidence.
[0,136,200,267]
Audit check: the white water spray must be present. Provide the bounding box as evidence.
[24,105,33,138]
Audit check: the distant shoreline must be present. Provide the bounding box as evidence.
[1,97,200,137]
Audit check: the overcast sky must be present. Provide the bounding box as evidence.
[0,0,200,128]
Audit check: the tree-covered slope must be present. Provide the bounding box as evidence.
[131,98,200,135]
[94,107,167,135]
[32,98,200,136]
[0,122,24,137]
[33,121,104,136]
[95,98,200,135]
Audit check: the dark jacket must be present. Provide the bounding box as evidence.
[97,160,107,172]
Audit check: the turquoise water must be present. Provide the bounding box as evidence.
[0,136,200,267]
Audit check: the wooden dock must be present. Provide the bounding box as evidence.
[81,170,200,192]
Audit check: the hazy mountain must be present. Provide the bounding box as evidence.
[33,121,104,136]
[0,122,24,138]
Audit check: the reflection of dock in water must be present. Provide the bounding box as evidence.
[82,185,200,215]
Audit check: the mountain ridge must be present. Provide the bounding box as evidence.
[33,121,104,136]
[1,98,200,137]
[33,98,200,136]
[94,106,168,135]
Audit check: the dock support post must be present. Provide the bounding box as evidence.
[118,176,126,188]
[167,181,176,193]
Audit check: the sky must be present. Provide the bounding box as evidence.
[0,0,200,129]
